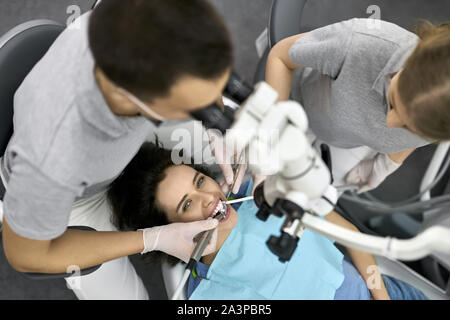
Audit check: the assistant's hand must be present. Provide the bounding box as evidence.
[371,290,391,300]
[345,153,402,194]
[140,219,218,263]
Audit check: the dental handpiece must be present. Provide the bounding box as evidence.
[172,205,227,300]
[225,154,246,201]
[188,207,226,265]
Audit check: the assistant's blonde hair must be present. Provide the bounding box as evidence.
[398,21,450,141]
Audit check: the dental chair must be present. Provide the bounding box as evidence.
[162,0,450,300]
[0,20,101,281]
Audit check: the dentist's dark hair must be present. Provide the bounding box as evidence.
[89,0,232,101]
[107,141,210,265]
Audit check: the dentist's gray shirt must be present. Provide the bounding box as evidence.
[1,12,157,240]
[289,18,430,153]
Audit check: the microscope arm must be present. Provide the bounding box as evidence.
[226,81,450,262]
[301,213,450,261]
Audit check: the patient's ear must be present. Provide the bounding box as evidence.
[152,194,172,223]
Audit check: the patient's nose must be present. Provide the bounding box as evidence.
[199,191,216,209]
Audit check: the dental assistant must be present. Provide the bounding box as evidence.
[266,18,450,193]
[0,0,232,299]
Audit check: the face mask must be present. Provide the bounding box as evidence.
[117,88,167,122]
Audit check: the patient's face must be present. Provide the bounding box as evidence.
[156,165,238,231]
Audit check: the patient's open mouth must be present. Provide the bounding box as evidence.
[213,202,230,223]
[208,198,231,223]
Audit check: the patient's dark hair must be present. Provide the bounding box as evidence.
[107,141,210,265]
[89,0,232,101]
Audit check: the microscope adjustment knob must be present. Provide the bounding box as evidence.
[253,181,265,208]
[266,232,299,263]
[256,204,272,221]
[254,181,272,221]
[273,198,305,219]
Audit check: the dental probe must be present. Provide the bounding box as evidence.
[225,152,246,201]
[225,196,254,205]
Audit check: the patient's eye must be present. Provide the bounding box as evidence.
[197,176,204,188]
[182,176,204,212]
[183,200,191,212]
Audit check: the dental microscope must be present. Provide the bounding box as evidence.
[193,75,450,264]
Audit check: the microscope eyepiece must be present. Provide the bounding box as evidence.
[190,72,253,134]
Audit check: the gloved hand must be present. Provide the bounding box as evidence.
[306,185,339,216]
[345,153,402,194]
[219,172,266,196]
[208,129,247,194]
[140,218,218,263]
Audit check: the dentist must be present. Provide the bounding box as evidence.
[1,0,233,299]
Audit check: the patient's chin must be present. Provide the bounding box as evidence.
[201,250,219,266]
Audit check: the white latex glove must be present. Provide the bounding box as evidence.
[208,129,247,194]
[219,173,267,196]
[140,218,218,263]
[306,185,339,216]
[345,153,402,194]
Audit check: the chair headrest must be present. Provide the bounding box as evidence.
[0,20,64,156]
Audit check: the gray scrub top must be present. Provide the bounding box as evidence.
[1,12,157,240]
[289,18,430,154]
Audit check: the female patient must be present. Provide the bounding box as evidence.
[107,142,427,300]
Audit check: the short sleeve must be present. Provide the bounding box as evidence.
[289,19,355,78]
[3,154,78,240]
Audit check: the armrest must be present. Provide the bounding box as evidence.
[375,255,449,300]
[21,226,102,280]
[161,258,187,300]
